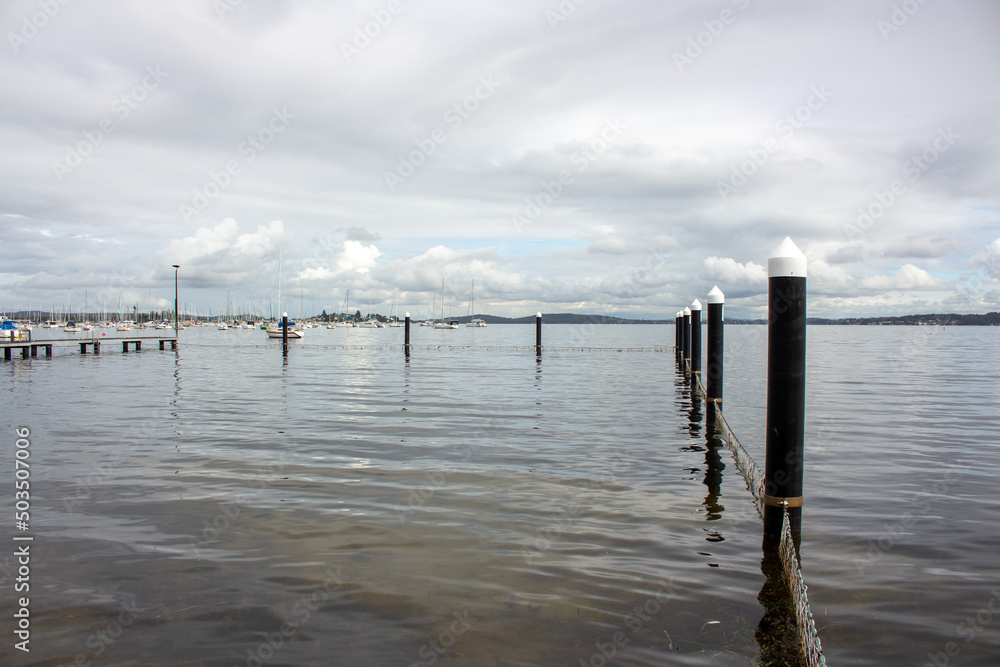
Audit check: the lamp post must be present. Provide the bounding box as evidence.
[172,265,180,335]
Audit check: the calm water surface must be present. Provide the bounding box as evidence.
[1,324,998,666]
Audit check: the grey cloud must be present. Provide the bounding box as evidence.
[1,0,998,319]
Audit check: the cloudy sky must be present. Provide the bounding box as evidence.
[1,0,998,320]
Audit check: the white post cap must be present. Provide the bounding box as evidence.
[768,236,807,278]
[405,312,410,317]
[707,285,725,304]
[676,311,682,318]
[536,312,542,318]
[683,307,691,316]
[690,298,702,310]
[282,312,288,317]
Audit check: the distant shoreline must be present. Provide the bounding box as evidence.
[424,312,1000,326]
[6,311,998,326]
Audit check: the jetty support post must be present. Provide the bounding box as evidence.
[706,286,725,410]
[172,264,180,335]
[763,237,807,540]
[282,312,288,355]
[404,312,411,357]
[535,312,542,356]
[682,307,691,371]
[675,311,682,358]
[690,299,702,377]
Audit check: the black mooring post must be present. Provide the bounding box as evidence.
[281,312,288,355]
[706,286,724,407]
[763,237,807,540]
[690,299,702,377]
[675,311,682,357]
[404,312,411,357]
[682,307,691,370]
[535,312,542,355]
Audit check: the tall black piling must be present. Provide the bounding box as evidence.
[281,312,288,355]
[690,299,702,376]
[763,237,807,540]
[535,312,542,356]
[682,307,691,370]
[676,311,682,358]
[404,312,411,357]
[706,286,724,407]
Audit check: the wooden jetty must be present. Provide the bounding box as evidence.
[1,336,177,360]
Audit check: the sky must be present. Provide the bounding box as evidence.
[1,0,998,320]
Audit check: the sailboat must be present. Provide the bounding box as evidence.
[337,290,356,327]
[64,290,81,332]
[216,301,229,330]
[387,293,404,326]
[266,244,303,339]
[358,292,378,328]
[326,290,340,329]
[81,290,93,331]
[115,294,133,331]
[465,279,486,327]
[420,291,435,325]
[433,279,458,329]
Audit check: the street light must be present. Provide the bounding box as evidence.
[172,265,180,336]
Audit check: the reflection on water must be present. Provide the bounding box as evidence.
[3,324,998,666]
[2,326,763,666]
[703,424,726,527]
[755,549,803,667]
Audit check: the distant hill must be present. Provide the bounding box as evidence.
[429,313,674,325]
[806,312,1000,326]
[441,312,1000,326]
[7,310,998,326]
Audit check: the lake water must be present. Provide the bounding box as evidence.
[1,324,998,666]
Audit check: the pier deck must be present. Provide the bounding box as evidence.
[1,336,177,360]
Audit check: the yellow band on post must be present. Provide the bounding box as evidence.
[763,495,804,508]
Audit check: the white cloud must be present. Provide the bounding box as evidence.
[337,240,380,274]
[976,237,1000,280]
[1,2,998,318]
[588,235,631,254]
[702,256,767,287]
[298,266,333,281]
[807,259,852,292]
[160,219,283,268]
[861,264,946,291]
